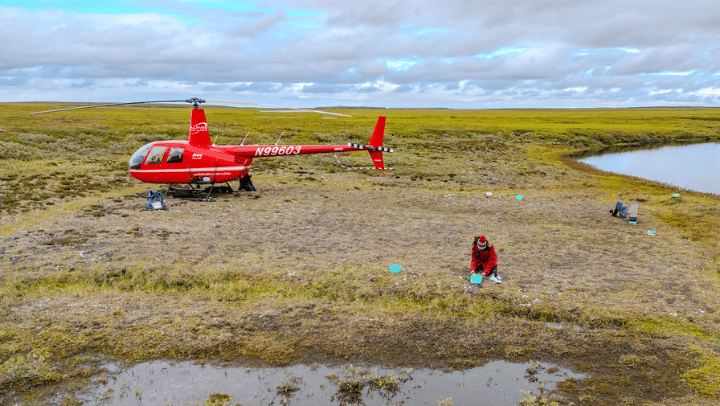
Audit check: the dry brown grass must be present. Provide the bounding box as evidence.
[3,175,711,320]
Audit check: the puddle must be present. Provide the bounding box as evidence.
[64,360,585,405]
[546,322,587,333]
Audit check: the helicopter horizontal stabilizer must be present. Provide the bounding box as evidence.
[347,143,393,153]
[333,153,395,172]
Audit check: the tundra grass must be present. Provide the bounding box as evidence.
[1,103,720,405]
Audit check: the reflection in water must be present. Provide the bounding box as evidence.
[578,142,720,195]
[69,360,585,405]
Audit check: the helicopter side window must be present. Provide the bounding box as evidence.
[145,146,168,165]
[166,147,184,164]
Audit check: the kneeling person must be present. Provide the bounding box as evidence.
[471,235,501,284]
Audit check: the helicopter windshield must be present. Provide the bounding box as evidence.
[129,143,154,169]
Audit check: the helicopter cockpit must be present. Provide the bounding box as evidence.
[129,142,154,169]
[130,143,186,169]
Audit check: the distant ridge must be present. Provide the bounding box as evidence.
[315,106,387,110]
[315,106,451,110]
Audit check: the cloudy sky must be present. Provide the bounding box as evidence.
[2,0,720,108]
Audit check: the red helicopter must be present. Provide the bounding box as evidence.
[33,98,393,200]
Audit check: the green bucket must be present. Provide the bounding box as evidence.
[390,264,401,273]
[471,274,483,284]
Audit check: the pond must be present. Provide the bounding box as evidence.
[578,142,720,195]
[60,360,585,405]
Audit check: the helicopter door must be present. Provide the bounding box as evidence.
[145,146,168,165]
[166,147,184,164]
[167,147,191,183]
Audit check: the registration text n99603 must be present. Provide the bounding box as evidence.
[255,146,301,157]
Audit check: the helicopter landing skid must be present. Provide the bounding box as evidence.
[162,182,235,201]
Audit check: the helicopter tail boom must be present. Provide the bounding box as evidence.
[222,116,394,172]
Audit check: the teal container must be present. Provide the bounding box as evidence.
[471,274,483,284]
[390,264,401,273]
[516,195,522,200]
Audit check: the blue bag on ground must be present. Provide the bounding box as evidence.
[145,190,166,210]
[611,200,627,218]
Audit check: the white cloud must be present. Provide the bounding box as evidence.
[385,59,418,71]
[695,87,720,96]
[651,71,695,76]
[2,1,720,107]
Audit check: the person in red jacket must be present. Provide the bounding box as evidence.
[471,235,501,284]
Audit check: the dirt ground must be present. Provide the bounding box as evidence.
[5,174,710,317]
[1,172,718,405]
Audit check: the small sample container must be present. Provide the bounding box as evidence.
[628,201,639,223]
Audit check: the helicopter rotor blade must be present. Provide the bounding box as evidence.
[205,100,351,117]
[205,100,260,106]
[31,97,351,117]
[262,105,351,117]
[30,99,195,115]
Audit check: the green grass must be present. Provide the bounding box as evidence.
[682,346,720,397]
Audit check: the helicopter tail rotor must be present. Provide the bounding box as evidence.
[367,116,391,173]
[334,116,394,174]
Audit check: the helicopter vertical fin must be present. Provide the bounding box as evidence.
[188,108,212,147]
[368,116,385,149]
[368,116,387,172]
